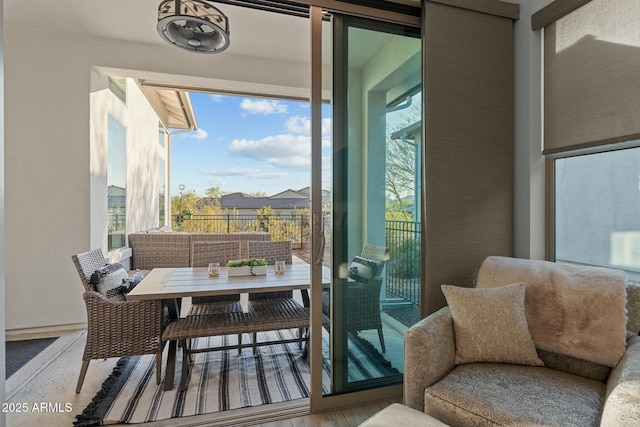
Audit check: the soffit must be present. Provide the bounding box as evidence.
[141,86,198,130]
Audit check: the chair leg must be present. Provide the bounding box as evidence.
[377,327,386,353]
[179,339,190,392]
[298,328,304,350]
[238,333,242,355]
[76,360,90,394]
[155,352,162,385]
[252,332,258,355]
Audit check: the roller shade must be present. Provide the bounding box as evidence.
[422,1,516,315]
[543,0,640,155]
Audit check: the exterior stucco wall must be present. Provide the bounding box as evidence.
[89,75,166,258]
[4,26,309,331]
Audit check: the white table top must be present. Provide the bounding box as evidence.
[127,263,328,301]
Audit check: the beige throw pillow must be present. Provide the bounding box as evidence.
[442,283,543,366]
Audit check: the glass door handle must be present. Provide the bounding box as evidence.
[314,230,325,269]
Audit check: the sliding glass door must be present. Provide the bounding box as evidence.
[319,14,422,396]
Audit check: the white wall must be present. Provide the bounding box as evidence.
[513,0,553,260]
[4,26,310,331]
[89,75,167,258]
[0,0,6,421]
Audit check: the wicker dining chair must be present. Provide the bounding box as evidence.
[247,240,295,305]
[324,243,390,353]
[188,241,243,315]
[72,249,164,393]
[246,240,307,350]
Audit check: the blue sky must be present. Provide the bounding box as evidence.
[171,92,331,197]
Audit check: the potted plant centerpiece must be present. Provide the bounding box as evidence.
[226,258,267,276]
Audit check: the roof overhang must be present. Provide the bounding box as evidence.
[140,84,198,130]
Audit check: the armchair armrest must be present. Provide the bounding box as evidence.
[404,307,456,413]
[601,335,640,426]
[83,291,164,358]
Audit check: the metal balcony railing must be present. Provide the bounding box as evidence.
[171,213,420,304]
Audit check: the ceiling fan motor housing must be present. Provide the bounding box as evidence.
[158,0,230,53]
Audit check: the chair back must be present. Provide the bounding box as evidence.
[72,249,108,292]
[248,241,293,301]
[361,243,390,278]
[191,241,241,267]
[361,243,390,264]
[248,240,293,265]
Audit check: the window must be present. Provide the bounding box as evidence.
[159,122,166,148]
[107,115,127,251]
[554,145,640,278]
[108,76,127,104]
[159,158,166,227]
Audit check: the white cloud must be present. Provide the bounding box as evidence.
[228,134,311,170]
[210,94,224,102]
[201,167,258,176]
[240,99,288,115]
[286,116,311,134]
[201,167,288,181]
[184,129,208,140]
[285,116,331,138]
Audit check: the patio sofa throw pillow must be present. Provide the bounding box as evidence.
[441,282,544,366]
[89,263,129,301]
[349,256,381,283]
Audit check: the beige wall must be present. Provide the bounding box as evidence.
[1,0,6,420]
[513,0,553,260]
[4,26,310,331]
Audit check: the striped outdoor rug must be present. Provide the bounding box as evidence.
[75,328,399,426]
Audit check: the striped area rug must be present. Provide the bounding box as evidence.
[75,328,398,426]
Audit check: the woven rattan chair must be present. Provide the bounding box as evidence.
[188,241,243,315]
[323,243,390,352]
[247,240,294,304]
[246,241,307,350]
[72,249,164,393]
[348,243,389,352]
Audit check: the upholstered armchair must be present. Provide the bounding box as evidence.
[404,256,640,427]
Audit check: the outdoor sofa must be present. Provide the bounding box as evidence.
[404,256,640,427]
[127,230,271,270]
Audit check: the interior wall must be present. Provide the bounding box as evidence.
[0,0,6,420]
[4,25,311,331]
[513,0,553,260]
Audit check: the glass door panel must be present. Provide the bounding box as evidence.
[327,15,421,395]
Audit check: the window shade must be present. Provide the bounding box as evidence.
[422,1,515,315]
[543,0,640,155]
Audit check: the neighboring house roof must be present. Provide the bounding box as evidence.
[221,192,252,198]
[201,188,313,210]
[108,186,126,208]
[218,197,309,210]
[271,189,308,199]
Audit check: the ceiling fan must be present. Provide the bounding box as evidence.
[157,0,230,53]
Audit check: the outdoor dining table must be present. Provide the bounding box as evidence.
[127,261,326,390]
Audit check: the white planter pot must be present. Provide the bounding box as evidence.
[227,265,267,276]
